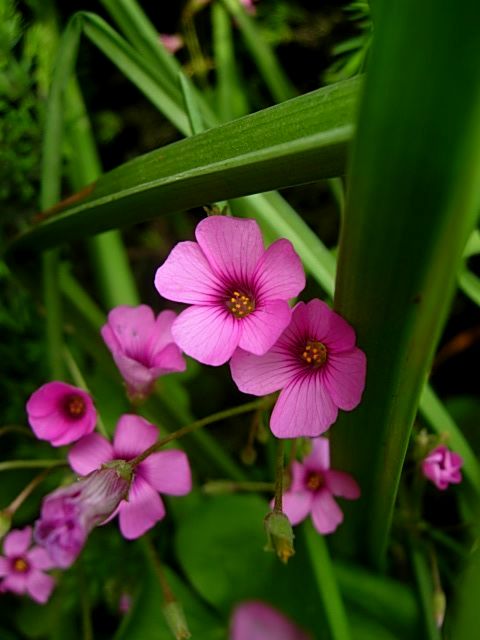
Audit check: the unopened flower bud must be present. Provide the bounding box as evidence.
[264,510,295,564]
[0,510,12,539]
[163,600,191,639]
[433,589,446,629]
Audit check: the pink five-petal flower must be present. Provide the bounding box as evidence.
[230,299,366,438]
[230,601,312,640]
[154,216,305,366]
[280,437,360,535]
[422,445,463,490]
[101,305,186,398]
[0,527,56,604]
[26,381,97,446]
[68,414,192,540]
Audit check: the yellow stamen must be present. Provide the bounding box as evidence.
[301,340,328,368]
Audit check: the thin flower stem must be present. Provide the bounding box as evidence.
[141,536,175,603]
[0,425,34,439]
[130,399,266,467]
[78,559,94,640]
[273,439,285,512]
[409,539,442,640]
[202,480,275,494]
[6,469,51,515]
[0,460,67,473]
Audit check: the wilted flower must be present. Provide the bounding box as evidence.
[154,216,305,366]
[68,415,192,540]
[230,299,366,438]
[26,381,97,446]
[101,305,186,399]
[280,438,360,535]
[0,527,56,603]
[34,465,131,568]
[230,601,311,640]
[422,445,463,490]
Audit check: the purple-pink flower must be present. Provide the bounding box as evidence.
[26,381,97,446]
[159,33,184,54]
[68,415,192,540]
[422,445,463,490]
[34,466,131,568]
[0,527,56,603]
[230,601,311,640]
[281,437,360,535]
[154,216,305,366]
[230,299,366,438]
[101,305,186,398]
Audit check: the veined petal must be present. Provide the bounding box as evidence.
[139,450,191,495]
[111,352,155,393]
[118,477,166,539]
[113,415,158,460]
[281,490,313,526]
[230,347,295,396]
[172,306,241,366]
[26,571,55,604]
[4,527,32,556]
[195,216,263,283]
[253,239,305,300]
[148,310,177,356]
[238,300,292,355]
[26,382,74,418]
[270,375,338,439]
[325,470,360,499]
[102,305,155,360]
[151,343,186,374]
[311,490,344,534]
[322,348,367,411]
[155,241,224,304]
[304,437,330,471]
[68,433,114,476]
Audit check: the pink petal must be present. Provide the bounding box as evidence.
[118,477,166,539]
[292,300,358,354]
[151,343,186,374]
[238,300,292,355]
[289,460,308,492]
[4,527,32,556]
[0,558,9,576]
[49,413,97,447]
[26,381,72,418]
[322,348,367,410]
[230,347,295,396]
[281,490,313,526]
[195,216,263,283]
[253,239,305,300]
[139,450,192,495]
[26,571,55,604]
[154,241,224,304]
[270,375,338,439]
[303,437,330,471]
[311,490,344,534]
[27,547,57,571]
[324,470,360,500]
[113,415,159,460]
[172,305,241,366]
[29,412,69,443]
[102,305,155,360]
[110,351,155,393]
[231,601,311,640]
[68,433,114,476]
[149,310,178,355]
[2,572,28,595]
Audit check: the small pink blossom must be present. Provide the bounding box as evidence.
[155,216,305,366]
[230,299,366,438]
[101,305,186,398]
[68,415,192,540]
[159,33,184,54]
[240,0,257,14]
[26,382,97,446]
[34,465,131,568]
[0,527,56,603]
[281,438,360,535]
[422,445,463,490]
[230,601,311,640]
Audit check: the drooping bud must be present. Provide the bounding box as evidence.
[163,600,192,639]
[264,510,295,564]
[433,588,446,629]
[0,510,12,539]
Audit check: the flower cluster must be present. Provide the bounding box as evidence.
[422,444,463,490]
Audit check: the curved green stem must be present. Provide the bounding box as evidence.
[0,460,67,472]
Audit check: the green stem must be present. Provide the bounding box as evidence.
[78,560,94,640]
[410,540,441,640]
[0,426,33,439]
[0,460,67,472]
[202,480,274,495]
[273,439,285,512]
[6,469,51,515]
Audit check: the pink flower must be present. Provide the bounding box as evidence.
[230,601,311,640]
[154,216,305,366]
[240,0,257,14]
[26,382,97,446]
[68,415,192,540]
[159,33,184,54]
[422,445,463,490]
[101,305,186,398]
[0,527,56,603]
[230,299,366,438]
[281,438,360,535]
[34,466,131,568]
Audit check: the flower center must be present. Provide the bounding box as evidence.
[301,340,328,367]
[13,557,29,573]
[306,471,324,491]
[63,394,86,419]
[226,290,255,318]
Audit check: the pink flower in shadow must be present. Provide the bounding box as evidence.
[154,216,305,366]
[230,601,311,640]
[230,299,366,438]
[68,415,192,540]
[422,445,463,490]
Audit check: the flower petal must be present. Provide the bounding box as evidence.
[0,557,9,576]
[27,547,57,571]
[325,470,360,499]
[102,305,155,360]
[253,239,305,300]
[270,375,338,439]
[230,347,295,396]
[2,572,28,595]
[303,437,330,471]
[311,490,344,534]
[110,352,155,394]
[118,477,166,539]
[68,433,114,476]
[172,306,241,366]
[151,343,186,375]
[139,450,192,495]
[113,415,159,460]
[322,348,367,411]
[281,490,313,526]
[238,300,292,355]
[26,571,55,604]
[195,216,264,283]
[4,527,32,556]
[155,241,224,304]
[26,382,72,418]
[149,310,178,356]
[231,601,311,640]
